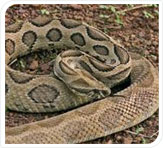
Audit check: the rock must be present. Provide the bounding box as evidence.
[133,11,139,16]
[146,120,153,126]
[134,137,142,143]
[29,60,38,70]
[116,135,122,141]
[123,136,133,144]
[62,4,82,10]
[146,40,152,46]
[144,50,150,56]
[150,54,158,62]
[40,63,50,72]
[131,34,136,39]
[106,139,113,144]
[139,32,145,38]
[152,41,158,46]
[124,36,129,42]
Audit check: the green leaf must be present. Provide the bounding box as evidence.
[154,10,159,15]
[99,5,109,10]
[5,106,9,112]
[99,14,110,19]
[19,60,26,69]
[110,6,116,13]
[115,14,123,25]
[127,4,134,8]
[141,138,147,144]
[115,19,123,25]
[135,126,144,134]
[143,11,154,19]
[150,4,158,8]
[40,9,50,15]
[103,28,109,33]
[49,53,57,60]
[118,11,126,16]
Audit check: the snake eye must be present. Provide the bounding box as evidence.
[101,90,110,96]
[98,89,111,97]
[93,89,111,98]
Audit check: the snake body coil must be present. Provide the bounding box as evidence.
[5,16,158,144]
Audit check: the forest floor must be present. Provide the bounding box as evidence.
[5,4,159,144]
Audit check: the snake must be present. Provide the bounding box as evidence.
[5,15,159,144]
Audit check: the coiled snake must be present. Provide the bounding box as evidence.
[5,16,158,144]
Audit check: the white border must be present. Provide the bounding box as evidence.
[0,0,162,148]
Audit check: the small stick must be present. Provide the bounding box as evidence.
[116,4,154,14]
[125,130,159,138]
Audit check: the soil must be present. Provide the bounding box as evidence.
[5,4,159,144]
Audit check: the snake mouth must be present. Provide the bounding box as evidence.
[70,75,131,98]
[111,75,131,95]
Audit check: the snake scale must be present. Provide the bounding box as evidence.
[5,16,158,144]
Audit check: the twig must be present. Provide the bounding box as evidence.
[116,4,154,14]
[47,59,55,66]
[8,58,17,66]
[125,130,159,138]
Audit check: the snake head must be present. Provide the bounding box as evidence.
[53,50,111,99]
